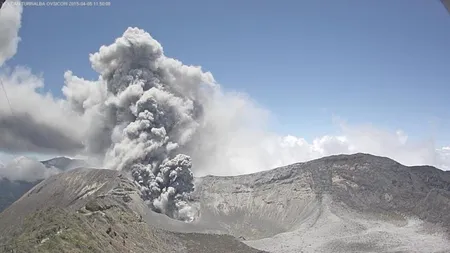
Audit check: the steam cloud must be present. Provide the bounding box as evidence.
[0,67,87,155]
[1,1,450,220]
[0,156,60,182]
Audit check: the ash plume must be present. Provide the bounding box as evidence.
[66,28,215,221]
[0,67,87,155]
[0,1,86,156]
[0,112,84,154]
[2,8,450,220]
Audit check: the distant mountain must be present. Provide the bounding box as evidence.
[0,157,89,213]
[40,157,90,171]
[0,178,41,213]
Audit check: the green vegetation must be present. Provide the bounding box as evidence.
[3,207,104,253]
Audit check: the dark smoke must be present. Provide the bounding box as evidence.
[3,7,450,220]
[68,28,216,221]
[0,112,84,154]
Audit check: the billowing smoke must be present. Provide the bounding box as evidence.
[64,28,216,221]
[0,67,87,155]
[2,7,450,221]
[1,2,202,219]
[0,1,86,156]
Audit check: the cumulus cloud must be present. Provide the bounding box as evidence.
[0,0,85,155]
[1,25,450,220]
[0,0,22,66]
[267,123,450,172]
[0,156,60,182]
[185,119,450,176]
[0,67,87,155]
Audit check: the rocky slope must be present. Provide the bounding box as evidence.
[1,153,449,252]
[189,153,450,252]
[0,157,88,213]
[0,168,264,253]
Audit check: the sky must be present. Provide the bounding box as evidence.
[5,0,450,143]
[1,0,450,180]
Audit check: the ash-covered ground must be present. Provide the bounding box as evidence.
[1,2,450,252]
[2,153,449,253]
[0,168,265,253]
[153,153,450,253]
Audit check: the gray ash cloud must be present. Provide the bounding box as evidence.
[64,28,215,221]
[2,2,450,220]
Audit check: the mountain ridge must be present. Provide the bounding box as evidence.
[0,156,89,213]
[1,153,450,252]
[0,168,265,253]
[189,153,450,252]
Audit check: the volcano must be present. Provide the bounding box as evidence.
[0,153,449,252]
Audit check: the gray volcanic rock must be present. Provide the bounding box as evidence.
[0,156,89,213]
[40,157,90,171]
[1,153,450,253]
[187,153,450,253]
[0,168,265,253]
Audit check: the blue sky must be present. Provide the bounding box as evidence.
[6,0,450,146]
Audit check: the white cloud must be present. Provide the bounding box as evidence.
[0,0,86,155]
[273,123,450,172]
[0,156,60,182]
[0,0,22,66]
[0,67,87,154]
[190,118,450,176]
[0,24,448,185]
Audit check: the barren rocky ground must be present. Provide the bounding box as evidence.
[1,153,449,252]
